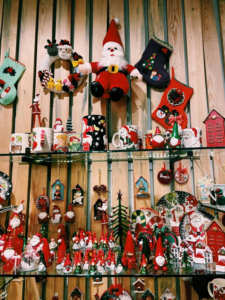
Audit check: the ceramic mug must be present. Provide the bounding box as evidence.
[32,127,53,153]
[82,115,107,151]
[112,125,139,150]
[181,127,202,148]
[209,184,225,209]
[67,132,82,152]
[208,278,225,299]
[9,133,31,153]
[53,132,68,152]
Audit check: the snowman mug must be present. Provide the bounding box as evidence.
[112,125,139,150]
[208,278,225,299]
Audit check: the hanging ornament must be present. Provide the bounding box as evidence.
[157,162,173,184]
[71,184,84,205]
[135,176,150,198]
[0,171,13,203]
[51,179,65,201]
[35,188,50,209]
[174,162,189,184]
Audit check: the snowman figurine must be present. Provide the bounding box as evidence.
[73,188,83,205]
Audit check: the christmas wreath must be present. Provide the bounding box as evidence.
[38,39,87,94]
[167,88,185,106]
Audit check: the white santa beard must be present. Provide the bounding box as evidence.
[4,249,15,259]
[39,212,47,219]
[98,54,128,69]
[10,219,20,229]
[30,238,40,246]
[191,219,201,227]
[156,256,165,266]
[66,211,74,218]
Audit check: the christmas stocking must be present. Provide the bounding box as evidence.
[151,67,194,129]
[0,50,25,105]
[135,36,173,89]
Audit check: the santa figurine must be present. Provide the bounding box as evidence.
[53,118,64,133]
[30,94,41,128]
[12,200,26,225]
[0,234,6,257]
[52,293,59,300]
[153,235,167,272]
[56,225,68,269]
[1,236,16,264]
[7,212,24,255]
[38,204,49,224]
[63,253,72,274]
[29,233,43,253]
[97,200,109,234]
[64,203,76,223]
[49,237,58,252]
[41,238,52,267]
[51,205,62,224]
[78,18,142,102]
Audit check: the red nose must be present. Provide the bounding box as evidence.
[110,49,114,52]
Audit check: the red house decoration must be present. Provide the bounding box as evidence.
[203,109,225,147]
[204,218,225,262]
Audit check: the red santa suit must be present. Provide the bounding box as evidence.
[29,233,42,252]
[7,213,24,255]
[0,234,6,256]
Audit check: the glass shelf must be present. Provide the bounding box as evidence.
[0,261,225,278]
[202,202,225,213]
[0,146,224,165]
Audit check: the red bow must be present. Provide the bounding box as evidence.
[162,48,168,54]
[7,67,13,73]
[168,114,183,126]
[177,162,187,174]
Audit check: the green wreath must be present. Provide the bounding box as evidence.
[167,88,185,106]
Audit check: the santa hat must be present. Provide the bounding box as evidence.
[100,258,105,266]
[57,39,72,49]
[141,254,147,266]
[52,293,58,300]
[191,127,198,137]
[33,233,42,241]
[111,256,116,264]
[20,200,25,204]
[55,118,62,125]
[0,234,6,242]
[103,18,123,48]
[67,204,73,212]
[100,232,104,241]
[10,212,19,220]
[155,235,164,257]
[34,94,40,102]
[109,232,114,242]
[155,126,162,135]
[53,205,60,211]
[190,211,200,220]
[64,253,71,266]
[41,238,52,267]
[75,187,81,192]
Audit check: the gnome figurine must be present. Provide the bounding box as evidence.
[169,114,181,149]
[78,18,142,102]
[38,252,47,272]
[151,126,165,149]
[49,237,58,252]
[7,212,24,255]
[51,205,62,224]
[74,260,82,274]
[140,254,148,275]
[88,258,97,274]
[63,253,72,274]
[153,235,167,272]
[38,204,49,224]
[64,203,76,223]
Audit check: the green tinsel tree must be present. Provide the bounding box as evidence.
[163,239,174,265]
[181,250,192,270]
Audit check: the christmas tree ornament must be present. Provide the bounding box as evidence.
[35,188,50,209]
[30,94,41,128]
[133,278,145,294]
[0,49,25,105]
[7,212,24,255]
[153,234,168,272]
[50,205,62,224]
[152,67,194,129]
[163,129,173,148]
[29,233,43,253]
[116,251,124,274]
[64,203,76,223]
[38,203,49,224]
[88,257,97,274]
[49,237,58,252]
[139,254,148,274]
[181,127,202,148]
[157,162,173,185]
[140,288,156,300]
[112,125,139,150]
[160,289,176,300]
[63,253,72,273]
[135,176,150,198]
[52,293,59,300]
[41,238,52,267]
[38,39,86,94]
[72,184,84,205]
[82,115,107,151]
[145,130,154,149]
[51,179,65,201]
[78,18,142,102]
[69,287,84,300]
[0,171,12,204]
[135,36,173,89]
[109,190,130,248]
[56,224,68,269]
[174,162,189,184]
[38,252,47,272]
[169,114,182,148]
[151,126,165,149]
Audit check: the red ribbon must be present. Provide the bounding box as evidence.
[177,162,187,174]
[168,114,183,126]
[161,162,172,173]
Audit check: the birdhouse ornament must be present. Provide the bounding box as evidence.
[51,179,65,201]
[78,18,142,102]
[72,184,84,205]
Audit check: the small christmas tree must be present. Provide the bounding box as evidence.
[39,224,48,239]
[142,53,156,74]
[109,190,130,248]
[65,117,73,132]
[181,249,192,270]
[163,239,173,265]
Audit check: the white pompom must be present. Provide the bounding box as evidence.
[54,293,58,296]
[114,18,119,24]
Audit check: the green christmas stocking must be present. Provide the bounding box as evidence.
[0,51,25,105]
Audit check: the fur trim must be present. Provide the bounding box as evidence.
[130,69,140,76]
[84,62,92,74]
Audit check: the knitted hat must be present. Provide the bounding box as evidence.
[55,118,62,125]
[155,235,164,257]
[103,18,123,48]
[57,39,72,49]
[53,205,60,211]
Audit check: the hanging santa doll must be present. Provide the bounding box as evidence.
[38,203,49,224]
[153,235,167,272]
[78,18,142,102]
[30,94,41,128]
[12,200,26,225]
[98,200,109,234]
[7,212,24,255]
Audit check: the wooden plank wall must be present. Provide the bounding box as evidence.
[0,0,224,299]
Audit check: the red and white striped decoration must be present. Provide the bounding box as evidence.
[41,69,53,87]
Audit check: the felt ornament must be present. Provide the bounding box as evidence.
[157,162,173,185]
[135,35,173,89]
[78,18,142,102]
[151,67,194,129]
[0,48,25,105]
[174,162,189,184]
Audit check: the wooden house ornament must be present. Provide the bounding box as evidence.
[140,288,155,300]
[93,199,103,220]
[203,109,225,147]
[160,289,176,300]
[135,176,150,198]
[72,184,84,205]
[133,278,145,293]
[51,179,65,201]
[204,218,225,262]
[69,287,84,300]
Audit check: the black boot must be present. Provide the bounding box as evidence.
[91,81,104,97]
[109,87,124,102]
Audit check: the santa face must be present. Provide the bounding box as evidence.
[120,128,128,139]
[30,236,40,247]
[99,42,127,69]
[10,217,20,229]
[190,214,202,228]
[101,203,107,211]
[58,46,72,60]
[155,255,165,267]
[3,249,15,259]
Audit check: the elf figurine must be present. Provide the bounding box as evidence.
[74,260,82,274]
[169,113,182,149]
[88,257,97,274]
[98,200,109,234]
[140,254,148,275]
[30,94,41,128]
[7,212,24,255]
[108,232,115,249]
[153,234,167,272]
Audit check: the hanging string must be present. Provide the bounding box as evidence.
[58,162,60,179]
[99,169,101,186]
[78,171,80,184]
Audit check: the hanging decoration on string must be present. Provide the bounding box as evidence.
[157,162,173,184]
[71,172,84,205]
[51,163,65,201]
[174,162,189,184]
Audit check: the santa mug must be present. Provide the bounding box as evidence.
[32,127,53,152]
[9,133,31,153]
[181,127,202,148]
[82,115,107,151]
[208,278,225,299]
[112,125,139,150]
[53,132,68,152]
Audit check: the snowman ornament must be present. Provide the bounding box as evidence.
[50,205,62,224]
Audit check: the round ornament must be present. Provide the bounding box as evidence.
[174,162,189,184]
[38,39,87,94]
[0,171,13,203]
[167,88,185,106]
[35,188,50,209]
[157,162,173,184]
